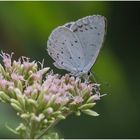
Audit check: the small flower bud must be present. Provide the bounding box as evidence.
[0,91,10,102]
[82,109,99,117]
[11,103,23,113]
[47,107,53,114]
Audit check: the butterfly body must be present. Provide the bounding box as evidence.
[47,15,106,77]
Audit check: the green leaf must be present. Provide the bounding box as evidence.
[78,103,96,110]
[5,123,19,135]
[82,109,99,117]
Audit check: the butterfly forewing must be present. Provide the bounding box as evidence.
[70,15,106,73]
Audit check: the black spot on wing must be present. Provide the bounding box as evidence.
[73,28,78,32]
[65,23,72,28]
[90,44,96,47]
[57,53,59,58]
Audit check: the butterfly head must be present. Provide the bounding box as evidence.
[73,70,90,82]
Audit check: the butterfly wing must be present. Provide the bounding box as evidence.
[47,26,85,75]
[70,15,106,73]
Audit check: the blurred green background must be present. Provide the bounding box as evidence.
[0,1,140,138]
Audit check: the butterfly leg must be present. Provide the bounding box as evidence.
[89,71,98,83]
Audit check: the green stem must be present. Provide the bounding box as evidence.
[36,118,60,139]
[36,112,72,139]
[30,122,35,138]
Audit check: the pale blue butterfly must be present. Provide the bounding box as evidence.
[47,15,106,78]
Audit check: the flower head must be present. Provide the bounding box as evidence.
[0,51,104,139]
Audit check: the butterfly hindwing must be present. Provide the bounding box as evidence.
[47,26,85,75]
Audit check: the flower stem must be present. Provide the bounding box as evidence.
[36,118,60,139]
[36,112,72,139]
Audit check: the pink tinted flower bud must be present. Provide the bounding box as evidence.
[73,96,83,104]
[0,52,13,69]
[44,95,51,102]
[47,107,53,114]
[11,73,24,81]
[32,72,42,81]
[92,94,101,101]
[0,79,7,89]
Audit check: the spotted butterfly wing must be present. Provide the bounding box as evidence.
[70,15,106,73]
[47,26,85,75]
[47,15,106,76]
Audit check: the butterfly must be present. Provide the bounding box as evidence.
[47,15,106,78]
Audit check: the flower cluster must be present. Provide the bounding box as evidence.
[0,51,102,139]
